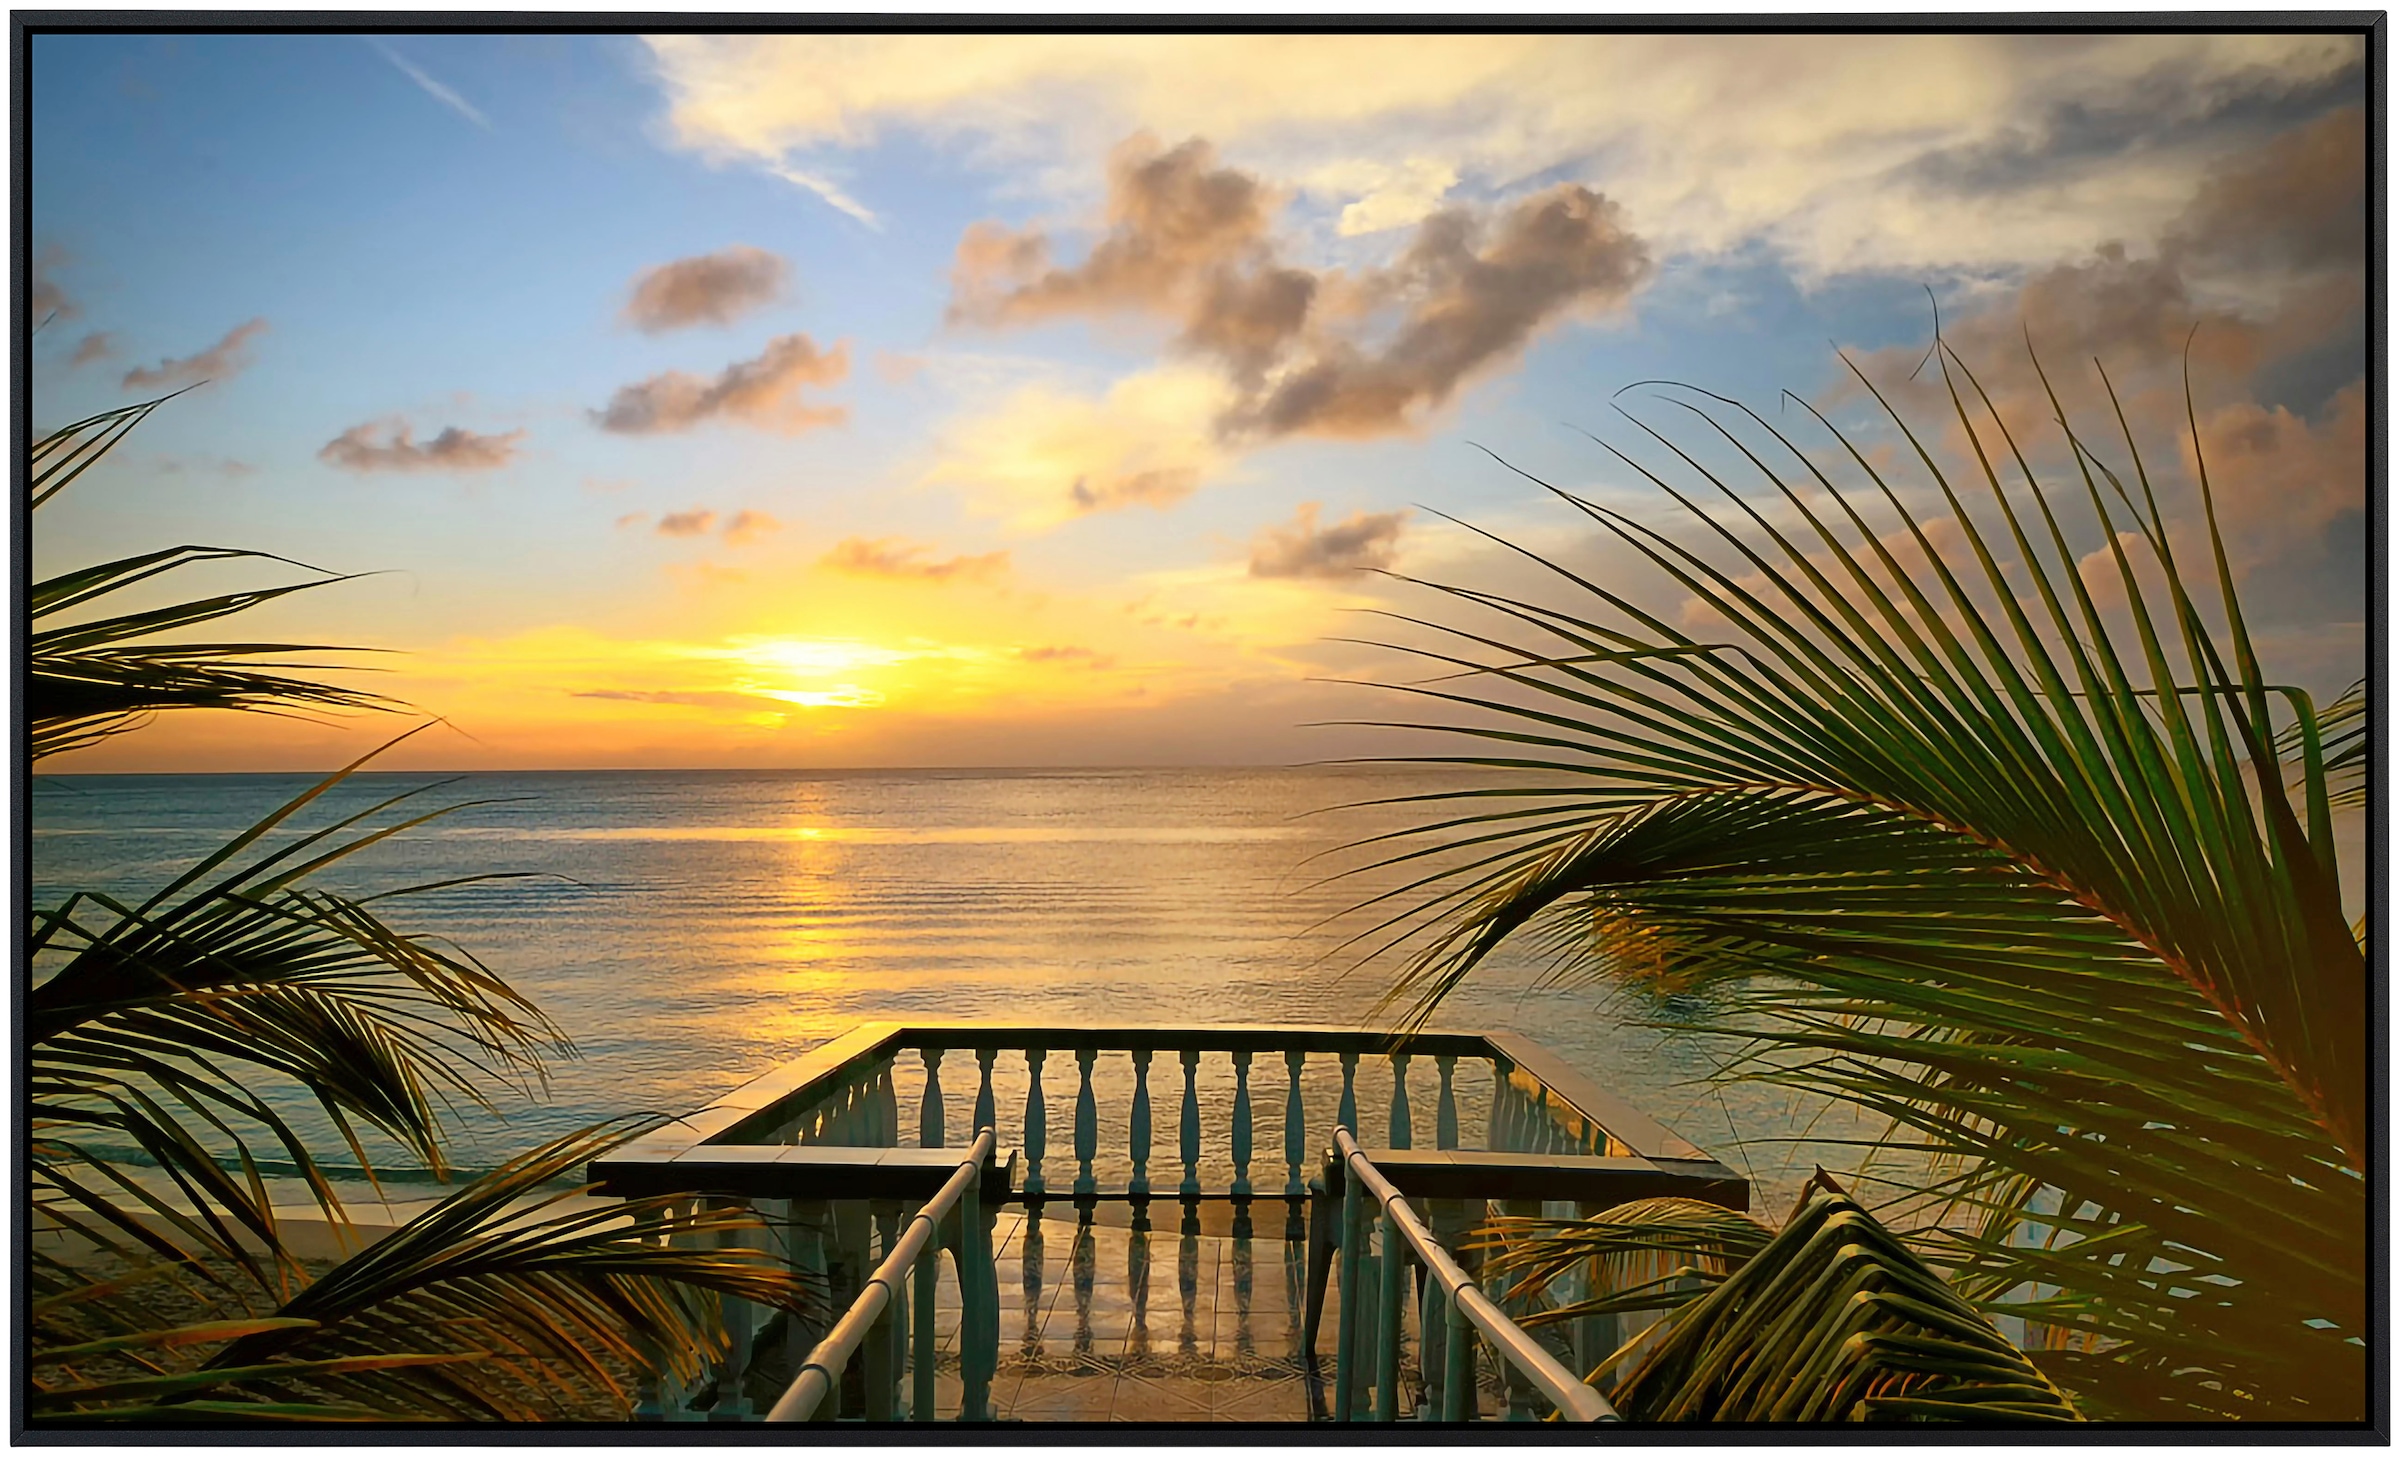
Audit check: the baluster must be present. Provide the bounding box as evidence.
[1532,1085,1556,1155]
[1388,1054,1413,1150]
[783,1199,829,1375]
[1129,1050,1154,1199]
[1338,1051,1359,1134]
[865,1203,901,1420]
[1435,1055,1459,1150]
[1332,1164,1365,1421]
[1179,1050,1203,1199]
[1022,1048,1048,1200]
[1074,1047,1099,1198]
[1283,1050,1307,1199]
[1376,1209,1407,1420]
[911,1212,938,1419]
[1230,1050,1255,1199]
[1441,1288,1474,1421]
[709,1201,756,1420]
[877,1060,900,1146]
[953,1159,998,1421]
[919,1048,946,1149]
[973,1048,997,1134]
[1418,1255,1447,1420]
[1487,1057,1514,1151]
[1490,1196,1541,1419]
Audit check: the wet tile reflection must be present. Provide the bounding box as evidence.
[942,1202,1321,1422]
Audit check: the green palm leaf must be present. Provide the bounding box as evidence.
[33,1120,818,1422]
[30,398,392,760]
[1583,1182,2081,1422]
[1353,345,2365,1419]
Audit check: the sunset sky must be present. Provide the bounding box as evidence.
[30,30,2368,771]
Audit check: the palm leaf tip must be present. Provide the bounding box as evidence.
[1605,1185,2084,1423]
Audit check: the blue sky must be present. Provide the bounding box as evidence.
[30,31,2368,769]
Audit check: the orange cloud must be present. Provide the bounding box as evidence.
[592,333,849,435]
[822,537,1009,584]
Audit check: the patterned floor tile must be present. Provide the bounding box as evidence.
[1006,1374,1120,1422]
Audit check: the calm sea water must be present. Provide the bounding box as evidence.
[32,767,1849,1209]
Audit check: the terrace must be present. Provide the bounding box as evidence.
[592,1021,1750,1424]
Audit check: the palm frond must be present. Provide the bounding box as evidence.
[2277,677,2364,811]
[30,396,394,760]
[1352,345,2365,1419]
[32,1120,818,1423]
[1479,1196,1773,1323]
[32,729,567,1276]
[1596,1181,2082,1422]
[31,546,395,760]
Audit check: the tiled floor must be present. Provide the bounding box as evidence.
[733,1202,1543,1423]
[960,1206,1323,1422]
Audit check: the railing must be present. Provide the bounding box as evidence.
[591,1022,1747,1423]
[766,1130,997,1423]
[596,1138,1011,1421]
[1329,1128,1617,1424]
[599,1021,1742,1207]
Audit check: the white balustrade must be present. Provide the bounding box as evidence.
[1283,1050,1307,1199]
[1128,1049,1154,1199]
[1073,1048,1099,1198]
[973,1048,997,1136]
[1435,1054,1458,1151]
[1230,1049,1254,1200]
[1022,1048,1048,1199]
[919,1048,945,1149]
[1178,1050,1202,1200]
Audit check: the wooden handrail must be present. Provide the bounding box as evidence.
[1332,1127,1618,1424]
[766,1130,998,1423]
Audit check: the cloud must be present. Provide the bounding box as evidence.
[592,332,849,434]
[1824,105,2363,673]
[952,135,1650,440]
[766,162,881,227]
[614,511,648,529]
[656,509,717,537]
[370,38,490,129]
[923,364,1233,529]
[31,244,75,323]
[642,33,2360,278]
[122,318,268,391]
[723,509,782,545]
[572,688,767,709]
[1017,644,1113,666]
[822,536,1009,584]
[156,455,257,480]
[2167,103,2365,276]
[318,418,523,473]
[68,331,115,367]
[950,135,1279,327]
[1231,186,1650,437]
[1248,502,1408,579]
[622,245,791,332]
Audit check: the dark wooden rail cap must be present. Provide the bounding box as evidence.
[594,1144,1017,1204]
[1324,1149,1749,1212]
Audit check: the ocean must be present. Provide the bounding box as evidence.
[31,766,1849,1210]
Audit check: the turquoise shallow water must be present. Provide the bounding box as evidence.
[32,766,1855,1209]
